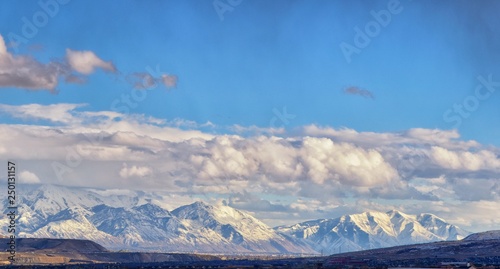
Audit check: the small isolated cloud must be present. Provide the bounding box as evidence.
[119,163,152,178]
[343,86,374,99]
[19,170,41,184]
[127,72,178,90]
[66,49,117,75]
[161,74,178,88]
[128,73,157,89]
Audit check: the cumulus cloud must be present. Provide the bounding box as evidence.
[303,125,479,150]
[430,146,500,171]
[2,104,499,193]
[184,135,398,192]
[65,49,117,75]
[300,137,397,185]
[19,170,41,184]
[343,86,374,99]
[0,35,67,92]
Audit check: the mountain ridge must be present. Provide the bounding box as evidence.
[275,209,470,255]
[0,184,470,255]
[1,185,316,254]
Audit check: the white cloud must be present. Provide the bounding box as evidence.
[119,163,152,178]
[300,137,397,186]
[0,35,7,55]
[65,49,116,75]
[0,35,65,92]
[430,146,500,171]
[19,170,41,184]
[303,125,480,150]
[0,103,213,142]
[0,103,84,124]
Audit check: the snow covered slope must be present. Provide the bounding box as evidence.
[172,201,312,254]
[464,230,500,241]
[275,210,470,255]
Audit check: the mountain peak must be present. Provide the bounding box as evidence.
[417,212,445,221]
[386,209,412,218]
[386,209,401,215]
[195,200,212,206]
[189,200,213,209]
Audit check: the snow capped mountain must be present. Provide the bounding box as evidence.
[172,201,312,254]
[275,210,470,255]
[416,212,468,241]
[0,185,315,254]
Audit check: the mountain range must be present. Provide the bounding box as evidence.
[0,185,470,254]
[275,210,469,255]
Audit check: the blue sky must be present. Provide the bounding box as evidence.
[0,0,500,231]
[1,0,499,142]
